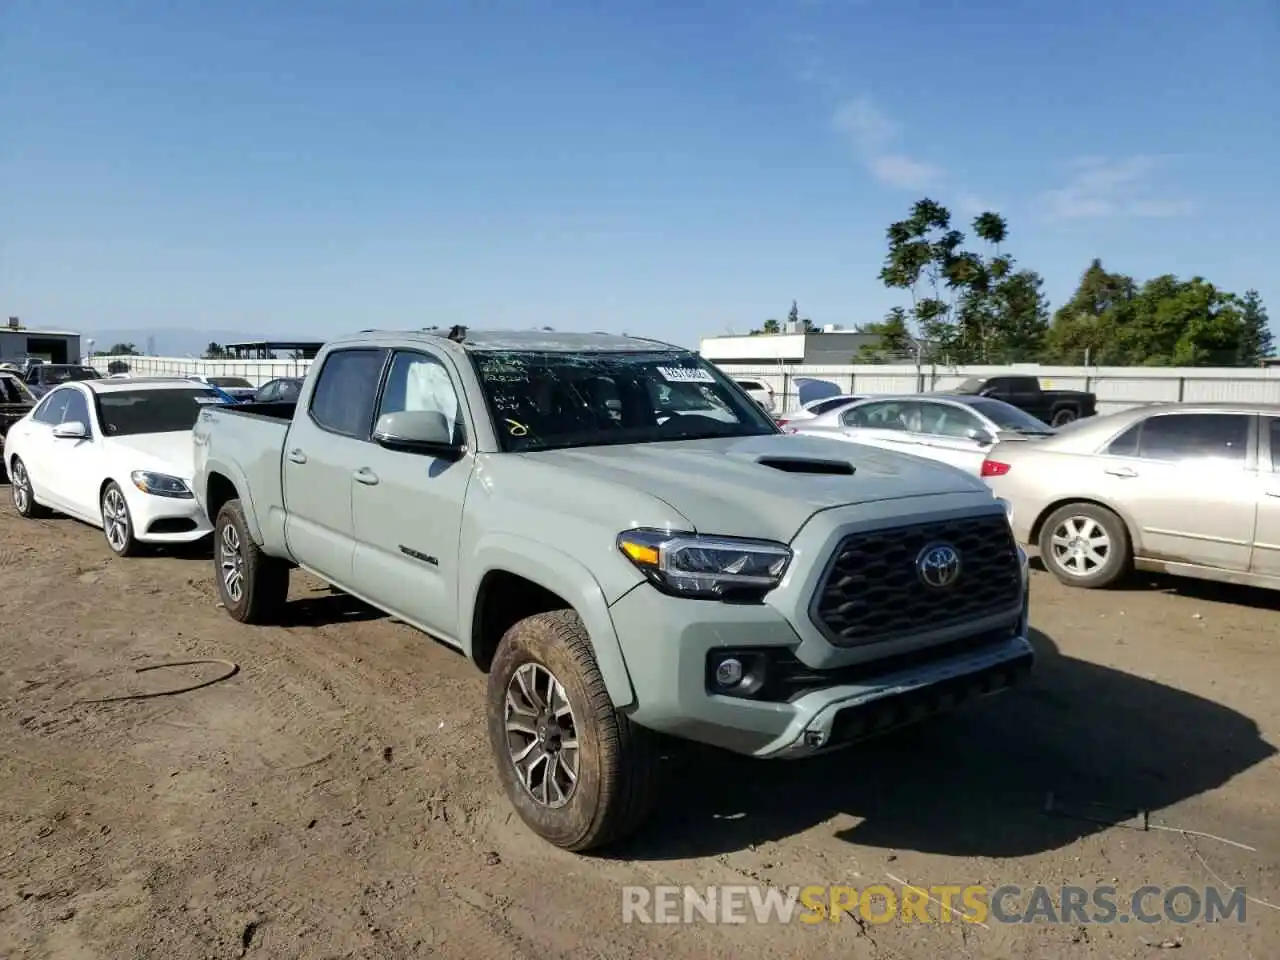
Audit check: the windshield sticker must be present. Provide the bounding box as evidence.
[657,366,714,384]
[504,419,529,437]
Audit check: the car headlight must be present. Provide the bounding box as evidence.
[616,528,792,601]
[130,470,193,499]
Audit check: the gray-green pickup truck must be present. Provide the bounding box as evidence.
[192,328,1033,851]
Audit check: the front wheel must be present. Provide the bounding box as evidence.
[213,499,289,623]
[101,482,141,556]
[1038,502,1131,588]
[486,610,659,852]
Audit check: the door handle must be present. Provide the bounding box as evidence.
[287,448,308,464]
[353,467,379,486]
[1104,467,1138,478]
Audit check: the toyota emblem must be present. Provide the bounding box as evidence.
[916,542,961,588]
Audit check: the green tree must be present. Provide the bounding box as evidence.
[203,342,226,359]
[1236,290,1273,364]
[855,307,915,362]
[1045,262,1259,366]
[1042,259,1137,364]
[107,342,139,355]
[749,318,781,335]
[877,199,1045,362]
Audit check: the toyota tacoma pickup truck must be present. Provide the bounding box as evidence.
[192,328,1033,851]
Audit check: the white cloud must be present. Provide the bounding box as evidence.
[830,95,944,191]
[1039,156,1193,220]
[869,154,943,191]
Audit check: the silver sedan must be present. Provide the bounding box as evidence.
[789,393,1054,476]
[984,401,1280,591]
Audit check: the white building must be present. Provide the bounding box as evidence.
[699,322,880,368]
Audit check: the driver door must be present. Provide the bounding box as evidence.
[350,349,474,643]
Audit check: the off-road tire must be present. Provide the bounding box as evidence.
[9,456,49,519]
[1038,502,1131,589]
[214,498,289,623]
[486,609,660,852]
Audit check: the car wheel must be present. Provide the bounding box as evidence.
[1051,408,1078,427]
[9,457,48,518]
[1038,502,1131,588]
[486,609,660,852]
[214,499,289,624]
[101,481,141,556]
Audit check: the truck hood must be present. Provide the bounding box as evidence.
[522,433,989,542]
[107,432,196,481]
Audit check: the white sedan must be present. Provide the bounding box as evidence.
[791,393,1056,475]
[5,378,223,555]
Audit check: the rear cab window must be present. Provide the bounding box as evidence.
[307,349,390,437]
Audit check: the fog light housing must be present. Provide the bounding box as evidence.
[714,657,744,688]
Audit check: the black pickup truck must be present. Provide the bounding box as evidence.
[0,372,37,479]
[949,375,1096,427]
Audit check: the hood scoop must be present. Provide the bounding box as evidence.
[755,456,854,476]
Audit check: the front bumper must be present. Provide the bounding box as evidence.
[609,546,1032,758]
[126,486,213,543]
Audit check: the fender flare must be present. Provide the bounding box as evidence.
[201,458,265,545]
[465,533,637,709]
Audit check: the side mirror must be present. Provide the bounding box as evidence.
[372,410,464,460]
[968,427,995,446]
[53,420,88,440]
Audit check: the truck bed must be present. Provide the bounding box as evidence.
[193,401,296,537]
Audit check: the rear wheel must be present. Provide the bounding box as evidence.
[214,499,289,623]
[9,457,48,518]
[1038,502,1131,588]
[486,610,659,852]
[1051,408,1078,427]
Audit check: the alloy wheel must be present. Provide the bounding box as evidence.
[11,461,29,513]
[1050,515,1111,577]
[103,487,130,552]
[219,521,245,603]
[503,662,580,808]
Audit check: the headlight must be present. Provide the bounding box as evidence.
[130,470,193,499]
[616,528,792,601]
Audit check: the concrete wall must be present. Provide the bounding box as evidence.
[89,355,310,385]
[709,362,1280,414]
[88,353,1280,413]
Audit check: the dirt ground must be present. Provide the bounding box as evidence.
[0,497,1276,960]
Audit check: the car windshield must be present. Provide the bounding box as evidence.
[210,377,253,388]
[95,388,221,436]
[0,376,34,403]
[963,397,1054,433]
[44,366,101,384]
[469,350,778,452]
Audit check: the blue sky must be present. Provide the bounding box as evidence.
[2,0,1277,348]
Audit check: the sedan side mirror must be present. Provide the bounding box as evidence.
[967,427,995,446]
[372,410,464,460]
[53,420,88,440]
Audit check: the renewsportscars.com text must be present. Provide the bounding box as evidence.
[621,884,1248,926]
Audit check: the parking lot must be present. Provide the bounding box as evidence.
[0,497,1276,960]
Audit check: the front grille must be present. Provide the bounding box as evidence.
[811,514,1021,646]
